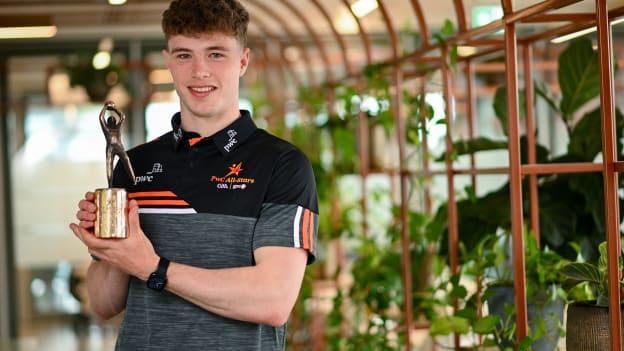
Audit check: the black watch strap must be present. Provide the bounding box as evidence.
[155,256,170,277]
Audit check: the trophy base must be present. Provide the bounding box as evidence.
[94,188,128,239]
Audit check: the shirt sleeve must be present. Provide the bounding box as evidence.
[253,148,319,264]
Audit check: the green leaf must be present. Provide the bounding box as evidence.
[493,86,527,136]
[534,80,560,113]
[561,262,601,286]
[429,316,469,336]
[473,315,500,334]
[435,137,507,162]
[559,38,600,120]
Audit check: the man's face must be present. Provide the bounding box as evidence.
[163,33,250,121]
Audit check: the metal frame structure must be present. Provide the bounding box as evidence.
[1,0,624,349]
[233,0,623,350]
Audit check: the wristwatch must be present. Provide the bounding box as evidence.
[147,256,170,291]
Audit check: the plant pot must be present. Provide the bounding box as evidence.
[566,302,624,350]
[487,285,564,351]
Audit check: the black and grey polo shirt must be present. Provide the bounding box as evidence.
[111,109,318,351]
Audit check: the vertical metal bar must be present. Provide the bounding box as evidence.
[523,44,540,244]
[419,77,432,215]
[0,56,17,339]
[376,1,413,347]
[441,45,460,350]
[504,21,528,342]
[465,61,477,191]
[357,80,369,235]
[596,1,622,350]
[129,39,146,145]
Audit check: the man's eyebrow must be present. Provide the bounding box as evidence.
[204,46,229,51]
[169,46,229,53]
[170,47,192,54]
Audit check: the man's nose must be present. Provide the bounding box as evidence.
[191,58,211,79]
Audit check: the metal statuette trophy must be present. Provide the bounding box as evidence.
[94,101,137,238]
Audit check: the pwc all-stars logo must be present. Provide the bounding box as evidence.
[210,162,255,190]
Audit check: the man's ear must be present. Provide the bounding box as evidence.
[239,47,250,77]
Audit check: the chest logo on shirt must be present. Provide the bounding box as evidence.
[135,163,164,183]
[223,129,238,153]
[210,162,255,190]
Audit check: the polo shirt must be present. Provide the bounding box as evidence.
[111,109,319,351]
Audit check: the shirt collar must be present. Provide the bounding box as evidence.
[171,110,256,155]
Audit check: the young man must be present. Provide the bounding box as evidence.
[69,1,319,350]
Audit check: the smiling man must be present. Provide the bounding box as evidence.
[69,1,319,350]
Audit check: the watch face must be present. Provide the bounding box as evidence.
[147,273,167,291]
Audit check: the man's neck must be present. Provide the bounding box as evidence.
[180,107,241,138]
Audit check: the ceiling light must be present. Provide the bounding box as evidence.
[351,0,378,18]
[551,17,624,44]
[335,10,358,35]
[92,52,111,70]
[0,15,56,39]
[108,0,127,5]
[0,26,57,39]
[458,46,478,57]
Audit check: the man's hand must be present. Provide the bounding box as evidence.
[70,193,158,281]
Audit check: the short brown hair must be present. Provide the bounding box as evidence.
[162,0,249,47]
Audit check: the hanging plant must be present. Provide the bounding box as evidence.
[64,53,130,102]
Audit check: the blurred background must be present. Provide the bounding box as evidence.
[2,0,624,350]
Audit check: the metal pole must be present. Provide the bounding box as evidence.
[596,0,622,349]
[523,44,540,244]
[441,45,460,350]
[0,56,17,340]
[504,21,529,342]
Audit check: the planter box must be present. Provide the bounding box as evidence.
[566,302,624,350]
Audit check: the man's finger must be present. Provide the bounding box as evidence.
[70,223,87,244]
[85,191,95,201]
[70,223,110,250]
[127,200,140,237]
[79,220,94,229]
[78,199,97,213]
[77,210,96,222]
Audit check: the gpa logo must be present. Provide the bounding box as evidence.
[210,162,255,190]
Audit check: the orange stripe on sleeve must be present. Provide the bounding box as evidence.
[309,213,315,252]
[129,191,177,199]
[136,199,189,206]
[302,209,310,250]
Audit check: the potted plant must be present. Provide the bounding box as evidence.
[485,231,567,351]
[561,241,624,350]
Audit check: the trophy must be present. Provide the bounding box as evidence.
[94,101,137,238]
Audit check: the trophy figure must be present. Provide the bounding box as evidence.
[94,101,137,238]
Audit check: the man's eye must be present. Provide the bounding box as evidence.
[176,54,191,59]
[210,53,225,59]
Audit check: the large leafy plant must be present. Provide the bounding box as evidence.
[432,37,623,263]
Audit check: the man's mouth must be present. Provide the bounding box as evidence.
[188,86,217,96]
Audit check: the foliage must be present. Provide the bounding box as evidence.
[64,53,130,102]
[431,37,623,263]
[561,241,624,307]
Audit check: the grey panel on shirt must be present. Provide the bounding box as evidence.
[115,213,286,351]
